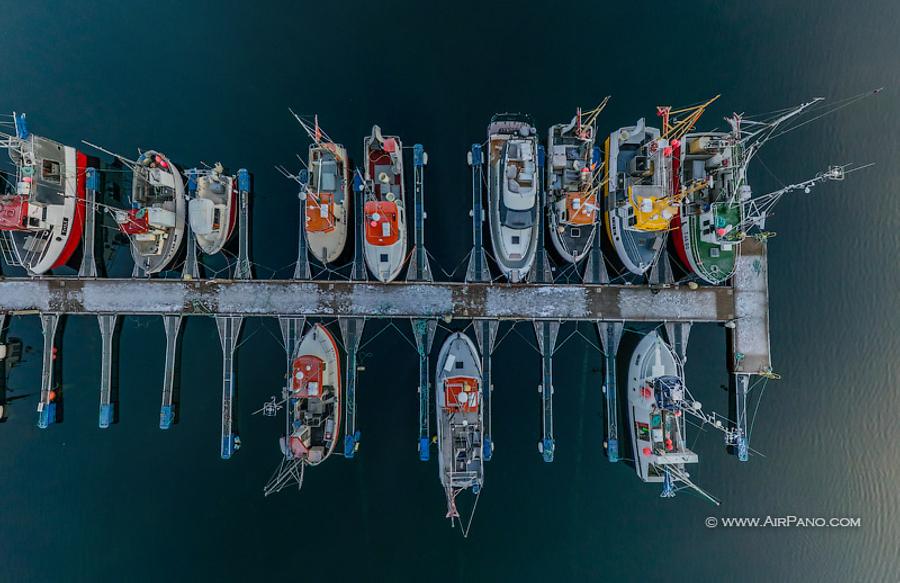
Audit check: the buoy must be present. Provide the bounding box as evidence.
[671,139,680,148]
[663,147,672,157]
[642,447,651,456]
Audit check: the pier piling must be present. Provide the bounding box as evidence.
[216,315,243,459]
[78,167,100,278]
[37,314,59,428]
[159,315,181,429]
[339,317,364,458]
[233,169,252,280]
[97,314,117,428]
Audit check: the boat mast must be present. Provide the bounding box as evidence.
[739,163,872,232]
[727,97,824,200]
[657,95,720,142]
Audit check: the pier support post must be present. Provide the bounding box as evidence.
[664,322,692,364]
[78,167,100,278]
[339,318,365,458]
[351,173,368,282]
[584,200,622,461]
[216,315,243,459]
[531,145,558,462]
[734,374,750,462]
[412,319,436,461]
[407,144,432,281]
[0,314,6,421]
[294,170,311,280]
[159,315,181,429]
[405,143,437,461]
[465,144,490,282]
[183,171,201,280]
[598,322,624,462]
[97,314,117,428]
[234,169,252,280]
[37,314,59,428]
[474,320,498,461]
[535,321,560,462]
[649,247,673,285]
[466,143,496,459]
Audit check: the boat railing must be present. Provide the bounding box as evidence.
[0,231,22,266]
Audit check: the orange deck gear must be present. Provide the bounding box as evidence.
[306,193,336,233]
[564,191,598,226]
[443,376,480,413]
[364,200,399,246]
[292,355,325,398]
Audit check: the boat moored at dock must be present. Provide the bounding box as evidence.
[294,114,350,265]
[114,149,186,275]
[362,125,407,282]
[546,99,608,264]
[0,113,90,275]
[605,97,718,277]
[627,331,720,503]
[282,323,342,468]
[673,131,743,284]
[187,163,237,256]
[604,119,671,275]
[487,113,539,282]
[436,332,484,535]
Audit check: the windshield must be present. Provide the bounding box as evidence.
[501,205,534,229]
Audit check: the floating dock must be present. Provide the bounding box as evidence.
[0,140,772,472]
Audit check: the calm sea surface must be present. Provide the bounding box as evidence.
[1,1,898,581]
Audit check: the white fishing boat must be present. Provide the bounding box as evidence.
[115,149,186,275]
[293,113,350,265]
[546,99,608,264]
[187,163,237,255]
[0,113,91,275]
[487,113,539,282]
[435,332,484,535]
[362,125,407,282]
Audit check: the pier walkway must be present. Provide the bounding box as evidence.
[0,278,735,322]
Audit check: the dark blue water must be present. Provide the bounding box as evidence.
[2,2,898,581]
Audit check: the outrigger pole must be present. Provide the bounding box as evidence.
[657,95,720,141]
